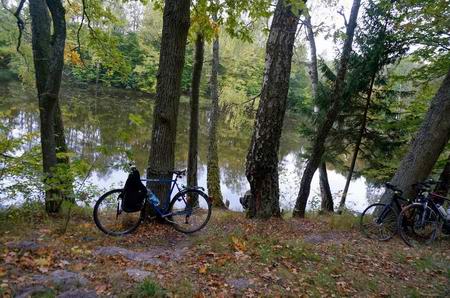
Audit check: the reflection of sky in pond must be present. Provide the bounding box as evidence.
[88,152,370,213]
[1,82,378,212]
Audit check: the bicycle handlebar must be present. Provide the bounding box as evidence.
[147,168,186,177]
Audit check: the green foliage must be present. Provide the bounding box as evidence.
[133,279,167,298]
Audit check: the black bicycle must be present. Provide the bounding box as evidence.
[397,181,450,247]
[360,182,410,241]
[93,168,212,236]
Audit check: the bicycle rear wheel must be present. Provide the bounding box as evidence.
[168,189,212,233]
[93,189,143,236]
[360,203,398,241]
[398,204,438,247]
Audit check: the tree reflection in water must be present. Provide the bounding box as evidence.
[0,82,373,212]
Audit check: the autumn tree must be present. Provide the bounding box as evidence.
[27,0,71,212]
[293,0,361,218]
[245,0,304,218]
[146,0,191,207]
[207,12,225,207]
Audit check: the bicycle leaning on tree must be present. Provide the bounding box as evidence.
[397,180,450,247]
[93,166,212,236]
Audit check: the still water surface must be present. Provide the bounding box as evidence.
[1,82,378,212]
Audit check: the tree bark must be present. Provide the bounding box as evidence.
[304,13,333,212]
[245,0,302,218]
[146,0,190,209]
[380,68,450,203]
[293,0,361,218]
[30,0,68,213]
[207,24,225,208]
[319,162,333,212]
[435,154,450,197]
[187,33,204,190]
[338,74,375,212]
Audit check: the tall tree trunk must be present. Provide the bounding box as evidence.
[380,68,450,203]
[245,0,302,218]
[304,13,333,212]
[146,0,190,209]
[207,24,225,208]
[187,33,204,190]
[293,0,361,218]
[30,0,68,213]
[435,154,450,197]
[338,74,375,212]
[319,163,333,212]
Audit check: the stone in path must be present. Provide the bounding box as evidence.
[227,278,252,290]
[126,268,155,282]
[31,270,88,291]
[94,246,186,265]
[303,232,346,244]
[16,285,53,298]
[6,240,43,251]
[57,289,98,298]
[49,270,88,290]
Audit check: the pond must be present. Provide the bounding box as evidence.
[0,81,379,212]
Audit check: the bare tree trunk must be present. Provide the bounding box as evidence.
[30,0,67,213]
[319,163,333,212]
[338,74,375,212]
[435,154,450,197]
[146,0,190,209]
[207,23,225,208]
[245,0,302,218]
[304,13,333,212]
[187,33,204,190]
[380,68,450,203]
[293,0,361,218]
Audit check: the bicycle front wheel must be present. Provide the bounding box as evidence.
[93,189,143,236]
[168,189,212,234]
[360,203,398,241]
[398,204,438,247]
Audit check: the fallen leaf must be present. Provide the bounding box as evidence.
[198,264,208,274]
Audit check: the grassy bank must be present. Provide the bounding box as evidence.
[0,207,448,297]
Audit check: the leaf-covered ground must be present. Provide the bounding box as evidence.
[0,209,449,297]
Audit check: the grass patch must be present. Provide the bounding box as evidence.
[282,240,321,263]
[327,212,359,231]
[169,278,195,297]
[133,279,166,298]
[413,255,434,271]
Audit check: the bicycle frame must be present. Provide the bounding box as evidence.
[410,192,450,229]
[140,177,183,218]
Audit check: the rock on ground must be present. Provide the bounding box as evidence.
[94,246,186,265]
[125,268,155,282]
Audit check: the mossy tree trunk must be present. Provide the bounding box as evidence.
[146,0,190,211]
[207,24,225,208]
[29,0,69,212]
[187,33,205,190]
[245,0,302,218]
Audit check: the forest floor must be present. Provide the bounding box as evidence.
[0,209,449,297]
